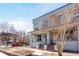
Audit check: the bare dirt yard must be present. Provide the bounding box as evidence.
[0,52,8,56]
[0,47,79,56]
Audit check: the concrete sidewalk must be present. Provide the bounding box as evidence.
[0,52,8,56]
[52,52,79,56]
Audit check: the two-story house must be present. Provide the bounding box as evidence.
[29,3,79,52]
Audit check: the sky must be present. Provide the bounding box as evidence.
[0,3,67,33]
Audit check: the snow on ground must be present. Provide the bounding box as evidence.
[0,52,8,56]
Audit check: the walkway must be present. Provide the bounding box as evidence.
[52,52,79,56]
[0,52,8,56]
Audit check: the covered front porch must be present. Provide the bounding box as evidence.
[29,28,57,51]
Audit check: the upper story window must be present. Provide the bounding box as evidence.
[42,20,48,28]
[34,23,39,30]
[73,12,79,21]
[53,15,64,26]
[59,15,64,25]
[53,16,59,26]
[34,28,38,31]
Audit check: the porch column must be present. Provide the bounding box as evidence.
[32,34,36,42]
[29,33,37,47]
[78,26,79,51]
[47,31,50,44]
[41,35,43,44]
[29,33,33,47]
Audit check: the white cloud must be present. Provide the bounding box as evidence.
[9,17,33,33]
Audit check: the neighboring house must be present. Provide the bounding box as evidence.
[29,3,79,52]
[0,32,22,47]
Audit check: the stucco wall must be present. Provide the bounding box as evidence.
[31,42,42,48]
[64,41,78,51]
[78,26,79,51]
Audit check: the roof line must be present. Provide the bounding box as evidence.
[33,3,71,20]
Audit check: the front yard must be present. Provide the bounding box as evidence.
[0,47,78,56]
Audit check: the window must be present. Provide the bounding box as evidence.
[73,12,79,21]
[37,35,41,41]
[34,23,39,30]
[34,28,38,30]
[42,20,48,28]
[66,27,78,41]
[59,15,64,25]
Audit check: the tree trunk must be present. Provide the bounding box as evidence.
[57,41,64,56]
[58,45,64,56]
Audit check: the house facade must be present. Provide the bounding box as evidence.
[29,3,79,51]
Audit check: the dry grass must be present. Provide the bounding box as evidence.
[0,47,78,56]
[0,47,54,56]
[0,47,34,56]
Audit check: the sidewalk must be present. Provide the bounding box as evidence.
[52,52,79,56]
[0,52,8,56]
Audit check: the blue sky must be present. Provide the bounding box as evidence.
[0,3,67,33]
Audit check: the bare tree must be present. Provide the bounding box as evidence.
[0,22,17,47]
[0,22,9,32]
[53,21,79,56]
[53,28,65,56]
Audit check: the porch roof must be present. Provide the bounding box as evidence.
[30,27,52,35]
[29,21,79,35]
